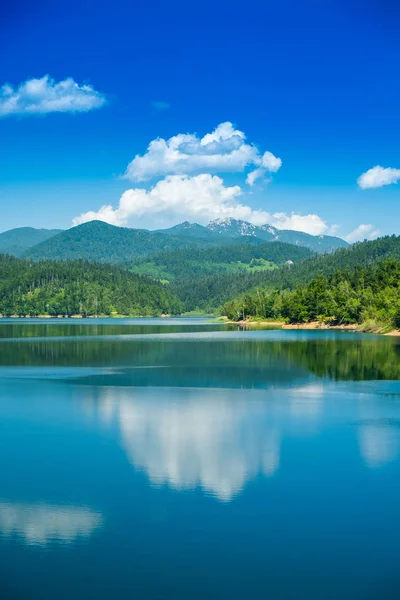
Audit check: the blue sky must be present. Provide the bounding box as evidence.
[1,0,399,240]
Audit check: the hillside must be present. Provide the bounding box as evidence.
[131,241,313,282]
[0,227,63,257]
[173,234,400,311]
[223,258,400,331]
[0,254,182,317]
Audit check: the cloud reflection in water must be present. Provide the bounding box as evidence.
[0,502,102,546]
[87,385,324,502]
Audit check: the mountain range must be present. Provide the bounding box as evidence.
[0,218,348,264]
[157,218,347,252]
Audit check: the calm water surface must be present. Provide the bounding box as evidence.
[1,318,400,599]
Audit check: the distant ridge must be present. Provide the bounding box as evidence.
[203,217,347,253]
[0,227,63,257]
[157,218,348,253]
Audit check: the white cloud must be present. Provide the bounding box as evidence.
[357,165,400,190]
[344,224,380,243]
[124,121,282,183]
[73,120,333,236]
[73,173,328,235]
[246,151,282,186]
[246,168,265,186]
[269,212,328,235]
[0,75,107,117]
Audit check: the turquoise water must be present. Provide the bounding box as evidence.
[1,319,400,599]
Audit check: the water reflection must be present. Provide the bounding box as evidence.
[80,385,327,501]
[75,380,400,500]
[358,423,400,468]
[117,393,280,501]
[0,502,102,545]
[1,333,400,385]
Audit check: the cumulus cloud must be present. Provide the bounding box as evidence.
[72,121,333,236]
[344,224,381,243]
[357,165,400,189]
[73,173,328,235]
[124,121,282,183]
[269,212,328,235]
[0,75,107,117]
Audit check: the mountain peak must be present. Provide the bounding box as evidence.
[73,219,118,230]
[207,218,260,237]
[176,221,201,229]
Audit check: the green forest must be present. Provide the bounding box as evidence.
[0,254,183,317]
[223,258,400,330]
[130,241,311,282]
[173,234,400,311]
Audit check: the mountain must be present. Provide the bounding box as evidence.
[205,218,348,253]
[0,254,182,317]
[155,221,217,240]
[207,217,275,239]
[131,241,313,282]
[0,227,63,257]
[23,220,209,263]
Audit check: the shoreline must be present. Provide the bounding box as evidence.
[224,318,400,336]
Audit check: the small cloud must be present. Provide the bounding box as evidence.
[246,151,282,186]
[357,165,400,189]
[124,121,282,183]
[151,101,170,111]
[0,75,107,117]
[344,224,380,243]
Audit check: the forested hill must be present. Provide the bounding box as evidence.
[0,254,182,317]
[223,258,400,331]
[131,241,313,282]
[174,235,400,311]
[23,220,200,263]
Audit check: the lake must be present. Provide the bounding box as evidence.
[1,318,400,599]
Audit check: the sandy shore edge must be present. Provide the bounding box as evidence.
[222,318,400,336]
